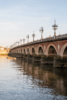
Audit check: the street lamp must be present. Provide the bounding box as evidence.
[52,20,58,37]
[26,35,29,43]
[17,42,19,46]
[39,27,44,40]
[23,39,25,44]
[32,31,35,41]
[20,39,22,45]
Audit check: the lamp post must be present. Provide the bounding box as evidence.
[14,43,15,47]
[16,41,17,46]
[26,35,29,43]
[32,31,35,41]
[39,27,44,40]
[52,20,58,37]
[20,39,22,45]
[17,42,19,46]
[16,41,19,46]
[23,39,25,44]
[15,42,17,47]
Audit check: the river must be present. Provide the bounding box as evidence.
[0,56,67,100]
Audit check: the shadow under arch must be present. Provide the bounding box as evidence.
[38,46,43,54]
[32,48,35,54]
[48,46,57,55]
[46,44,57,56]
[60,43,67,57]
[21,49,22,53]
[27,48,30,54]
[63,47,67,55]
[24,49,26,54]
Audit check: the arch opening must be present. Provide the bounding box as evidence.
[32,48,35,54]
[48,46,57,55]
[24,49,25,54]
[27,48,30,54]
[63,47,67,55]
[21,49,22,53]
[38,47,43,54]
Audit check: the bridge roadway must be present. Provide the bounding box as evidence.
[9,34,67,67]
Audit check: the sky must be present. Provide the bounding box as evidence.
[0,0,67,47]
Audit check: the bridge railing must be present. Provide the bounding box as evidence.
[10,33,67,50]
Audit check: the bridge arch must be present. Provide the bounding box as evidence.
[17,49,20,53]
[60,43,67,57]
[27,48,30,54]
[23,48,26,54]
[37,45,44,54]
[46,44,57,56]
[21,49,22,53]
[30,46,36,55]
[32,47,35,54]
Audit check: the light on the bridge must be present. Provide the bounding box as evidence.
[39,27,44,40]
[52,20,58,38]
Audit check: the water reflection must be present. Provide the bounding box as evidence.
[0,56,67,100]
[15,58,67,96]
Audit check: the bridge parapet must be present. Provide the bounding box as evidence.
[9,34,67,58]
[10,34,67,50]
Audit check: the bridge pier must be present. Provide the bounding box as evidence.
[53,56,67,67]
[8,53,16,57]
[8,53,67,67]
[16,53,22,58]
[27,55,33,62]
[41,56,54,65]
[32,55,41,64]
[23,54,27,61]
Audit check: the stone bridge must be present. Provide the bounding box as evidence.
[10,34,67,57]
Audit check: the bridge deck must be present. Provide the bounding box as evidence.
[11,34,67,50]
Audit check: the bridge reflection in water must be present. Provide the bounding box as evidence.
[13,58,67,97]
[9,33,67,68]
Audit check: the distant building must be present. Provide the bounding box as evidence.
[0,46,10,55]
[0,46,4,50]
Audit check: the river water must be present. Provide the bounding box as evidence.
[0,56,67,100]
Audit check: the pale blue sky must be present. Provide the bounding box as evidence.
[0,0,67,47]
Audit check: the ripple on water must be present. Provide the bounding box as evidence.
[0,56,67,100]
